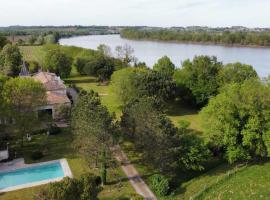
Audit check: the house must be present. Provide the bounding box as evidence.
[32,71,71,120]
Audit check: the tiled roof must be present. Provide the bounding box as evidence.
[32,72,66,91]
[47,91,70,105]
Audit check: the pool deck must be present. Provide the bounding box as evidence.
[0,158,73,193]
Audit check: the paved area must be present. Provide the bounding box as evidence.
[112,145,157,200]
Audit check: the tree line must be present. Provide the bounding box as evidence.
[121,28,270,46]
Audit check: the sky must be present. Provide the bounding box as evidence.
[1,0,270,27]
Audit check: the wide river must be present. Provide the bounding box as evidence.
[60,34,270,77]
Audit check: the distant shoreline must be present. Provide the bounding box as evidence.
[120,35,270,49]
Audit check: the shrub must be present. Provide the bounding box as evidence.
[49,126,62,135]
[149,174,170,196]
[31,151,43,160]
[178,120,191,129]
[35,173,100,200]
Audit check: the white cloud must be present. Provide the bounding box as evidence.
[0,0,269,27]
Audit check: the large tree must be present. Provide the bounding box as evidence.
[71,91,116,184]
[115,44,136,66]
[121,97,210,171]
[134,70,176,102]
[2,77,46,146]
[200,79,270,163]
[174,56,222,107]
[153,56,175,76]
[44,48,72,78]
[0,35,8,49]
[0,44,22,76]
[110,67,147,104]
[218,62,258,85]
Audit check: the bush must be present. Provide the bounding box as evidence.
[31,151,43,160]
[149,174,170,196]
[35,173,100,200]
[49,126,62,135]
[178,120,191,129]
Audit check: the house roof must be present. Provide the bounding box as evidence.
[47,91,70,105]
[32,72,66,91]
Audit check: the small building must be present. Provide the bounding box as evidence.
[32,72,71,120]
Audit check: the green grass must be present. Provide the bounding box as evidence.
[65,76,122,117]
[19,46,46,66]
[121,141,270,200]
[166,102,202,132]
[0,129,136,200]
[196,162,270,200]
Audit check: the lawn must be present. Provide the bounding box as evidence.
[0,129,137,200]
[121,141,270,200]
[19,46,46,66]
[196,162,270,200]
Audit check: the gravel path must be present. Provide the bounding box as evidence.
[112,145,157,200]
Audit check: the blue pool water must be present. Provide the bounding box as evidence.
[0,162,64,189]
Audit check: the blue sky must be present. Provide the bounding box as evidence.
[1,0,270,27]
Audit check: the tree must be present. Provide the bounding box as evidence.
[44,48,72,78]
[218,62,258,85]
[35,173,101,200]
[115,44,136,66]
[97,44,112,57]
[0,44,22,76]
[110,67,146,104]
[121,96,210,171]
[0,35,8,49]
[2,77,46,146]
[200,79,270,163]
[134,70,176,102]
[176,131,210,170]
[71,91,116,185]
[174,56,222,107]
[153,56,175,76]
[28,35,37,45]
[121,96,178,171]
[75,53,115,81]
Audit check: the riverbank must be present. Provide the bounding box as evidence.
[120,35,270,49]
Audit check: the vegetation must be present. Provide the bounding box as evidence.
[173,56,222,107]
[2,77,46,146]
[74,44,122,81]
[0,34,9,48]
[121,28,270,46]
[200,79,270,163]
[35,173,101,200]
[121,96,210,172]
[71,91,118,185]
[0,44,23,76]
[3,42,269,199]
[218,62,258,85]
[44,47,73,78]
[153,55,175,76]
[149,174,170,197]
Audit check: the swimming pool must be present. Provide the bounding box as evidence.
[0,159,72,192]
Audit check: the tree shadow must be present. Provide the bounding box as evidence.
[165,101,199,117]
[64,77,97,84]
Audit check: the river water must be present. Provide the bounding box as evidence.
[60,34,270,77]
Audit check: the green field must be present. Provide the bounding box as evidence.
[0,129,136,200]
[19,46,46,66]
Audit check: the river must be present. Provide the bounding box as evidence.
[60,34,270,77]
